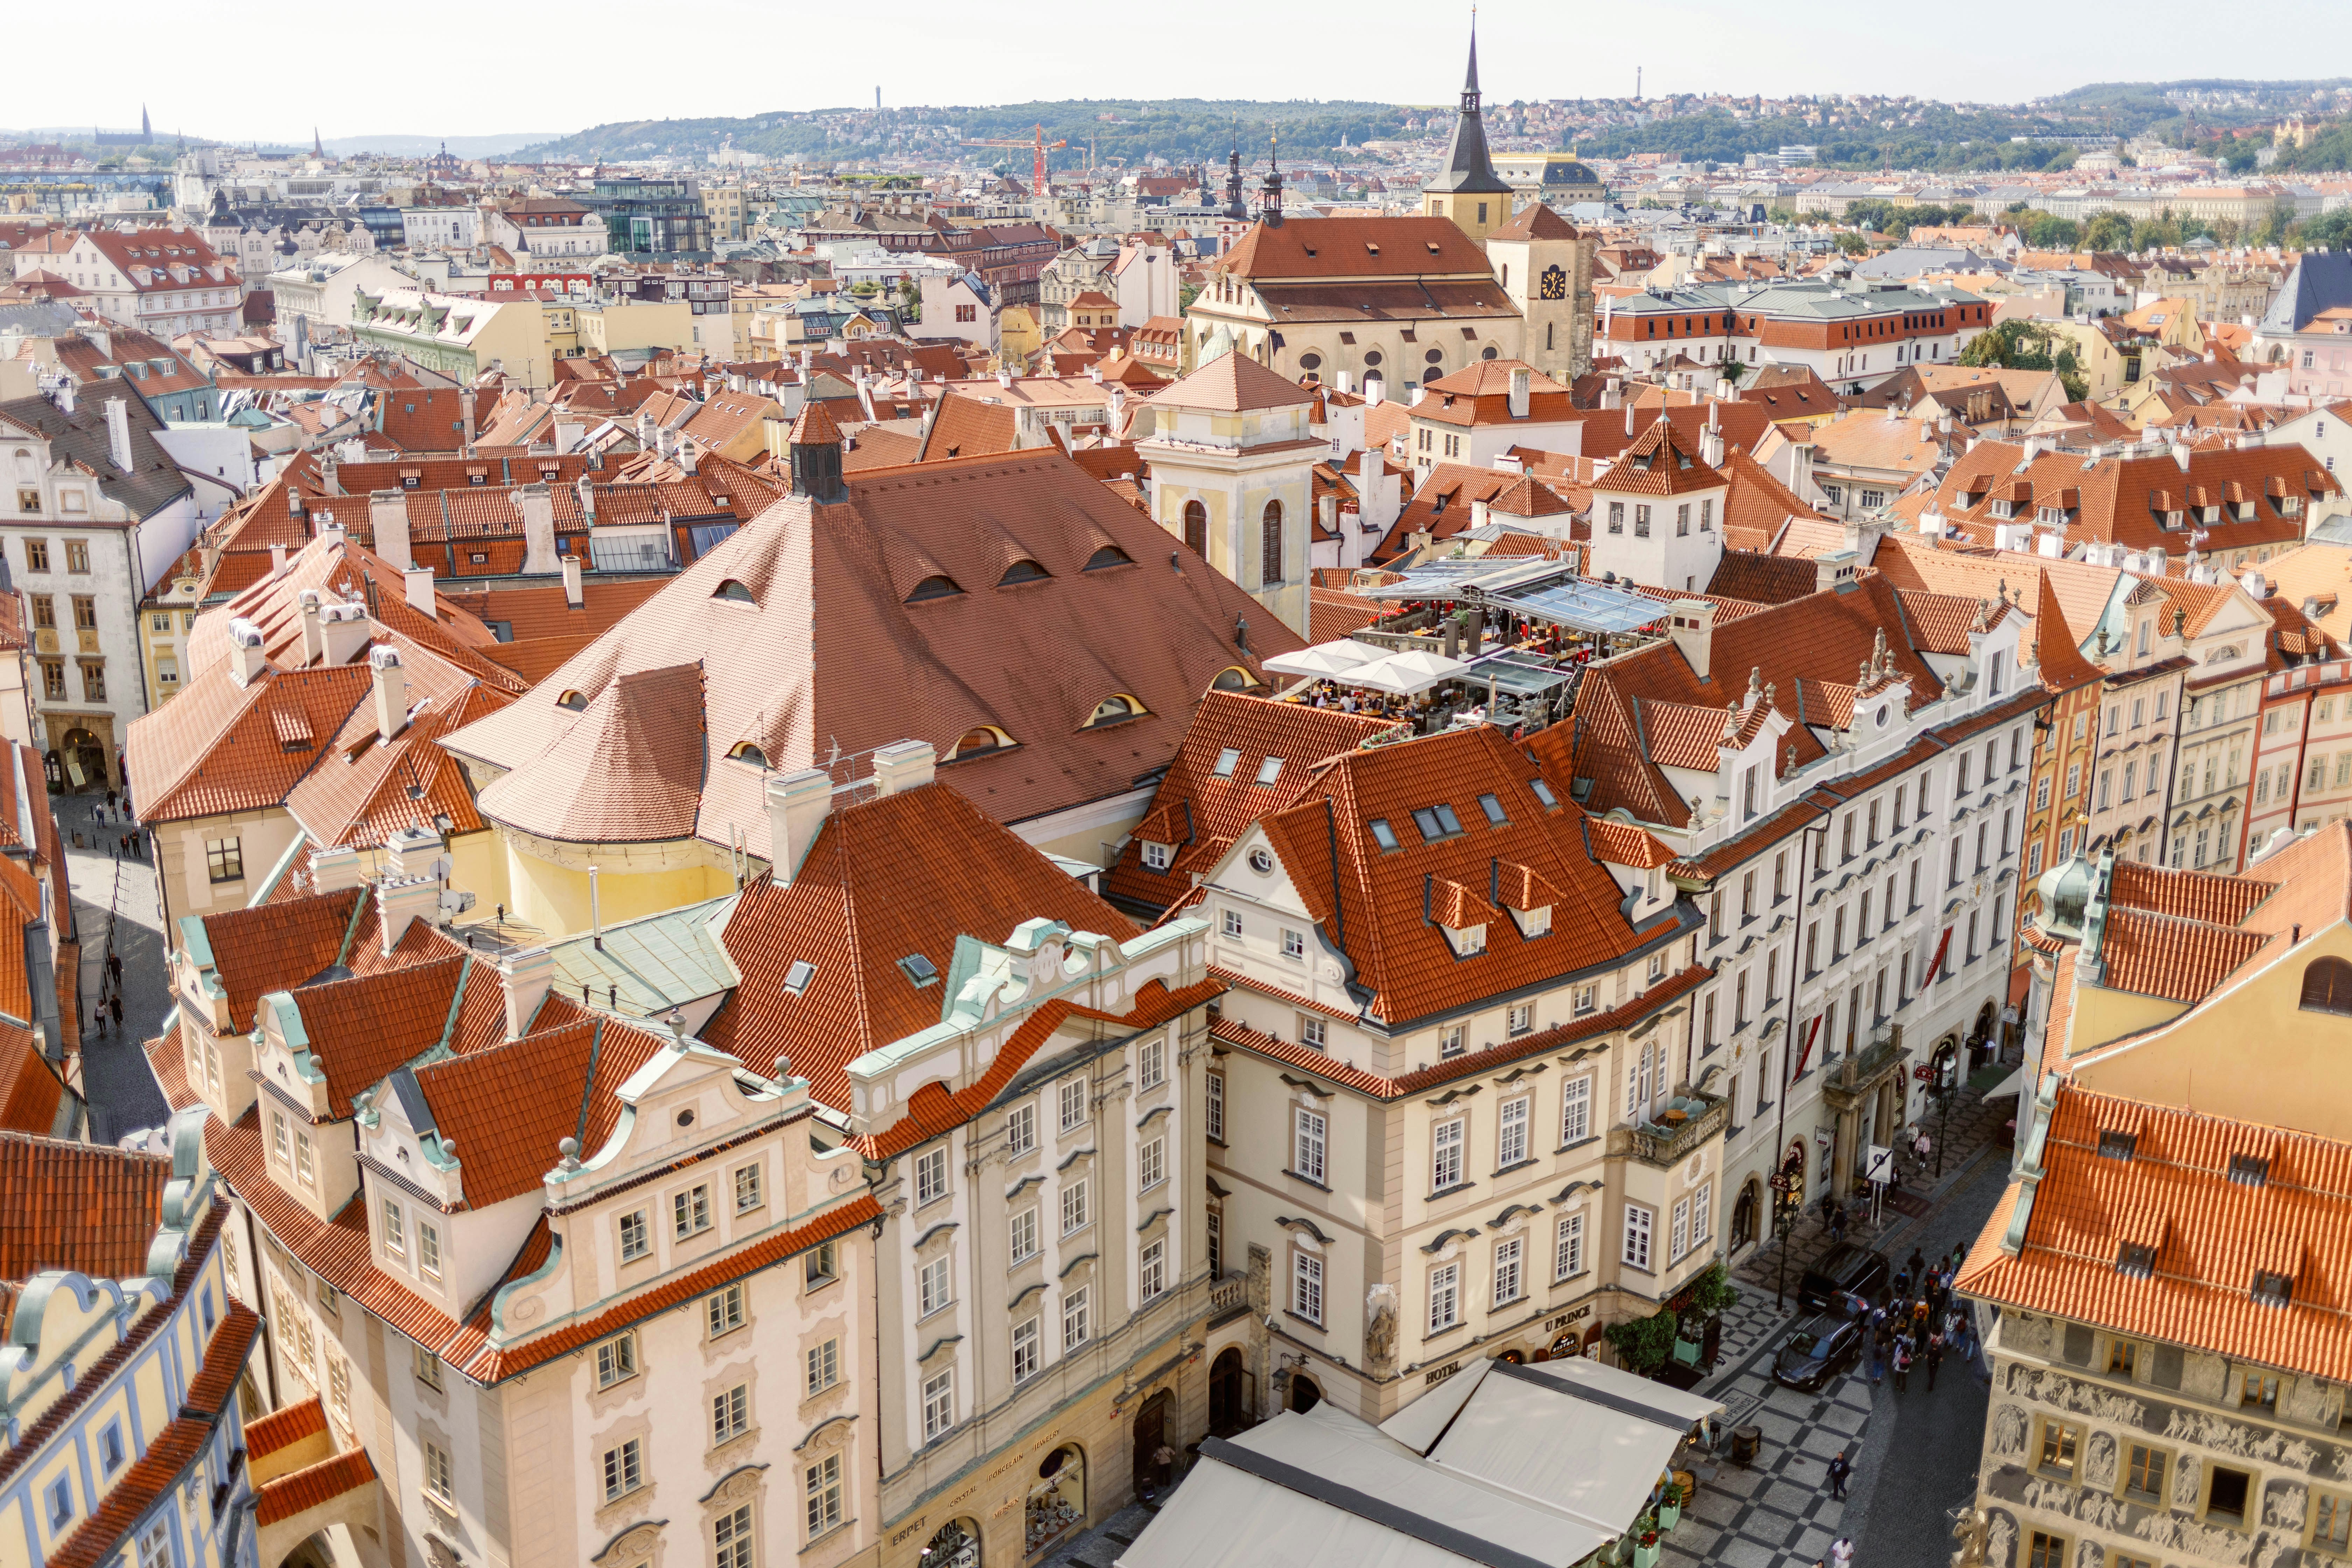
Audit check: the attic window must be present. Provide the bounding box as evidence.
[1368,818,1400,852]
[1477,793,1507,826]
[949,726,1011,760]
[1255,756,1284,786]
[998,559,1051,586]
[713,579,757,603]
[1084,545,1133,570]
[905,574,964,603]
[898,953,940,988]
[2098,1131,2137,1161]
[2228,1154,2270,1188]
[556,690,588,711]
[1212,747,1241,778]
[782,960,815,996]
[1411,804,1464,842]
[1210,667,1256,694]
[1528,778,1560,810]
[1086,695,1145,727]
[2252,1270,2294,1308]
[729,743,768,767]
[1364,243,1380,255]
[2116,1241,2157,1279]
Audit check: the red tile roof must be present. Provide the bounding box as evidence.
[0,1134,174,1285]
[254,1445,379,1527]
[244,1394,328,1460]
[1144,351,1316,413]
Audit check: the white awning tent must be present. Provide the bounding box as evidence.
[1348,647,1472,696]
[1117,1358,1722,1568]
[1262,640,1391,679]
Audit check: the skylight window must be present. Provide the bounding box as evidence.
[1255,756,1284,786]
[1410,804,1464,842]
[1477,793,1507,826]
[1083,546,1132,570]
[2116,1241,2156,1279]
[1212,748,1241,778]
[905,574,964,603]
[782,960,815,996]
[2251,1270,2294,1308]
[897,954,940,988]
[2098,1131,2137,1161]
[1368,819,1400,852]
[713,579,756,603]
[2228,1154,2270,1188]
[1528,778,1559,809]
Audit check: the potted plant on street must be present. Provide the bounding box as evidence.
[1657,1479,1683,1531]
[1632,1517,1662,1568]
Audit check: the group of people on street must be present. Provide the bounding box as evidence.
[1860,1245,1972,1396]
[79,788,138,1039]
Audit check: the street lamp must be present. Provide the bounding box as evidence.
[1768,1164,1805,1311]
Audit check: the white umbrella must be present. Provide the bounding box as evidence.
[1262,640,1390,679]
[1350,647,1472,696]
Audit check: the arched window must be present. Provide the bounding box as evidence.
[728,742,768,767]
[556,690,588,712]
[905,574,964,603]
[1182,499,1207,559]
[2301,957,2352,1015]
[1085,695,1145,728]
[947,726,1013,761]
[1260,500,1286,585]
[1209,666,1256,694]
[998,559,1050,586]
[712,579,756,603]
[1083,545,1132,570]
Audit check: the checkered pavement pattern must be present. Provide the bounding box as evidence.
[1662,1364,1872,1568]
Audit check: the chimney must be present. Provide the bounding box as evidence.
[495,946,555,1041]
[227,617,266,686]
[298,589,326,663]
[1409,383,1426,407]
[103,397,132,474]
[1508,366,1531,420]
[370,644,409,740]
[309,845,365,894]
[1603,377,1623,410]
[871,738,937,796]
[320,598,371,664]
[561,554,584,608]
[403,565,435,616]
[460,388,477,450]
[766,767,832,884]
[575,474,596,523]
[369,489,412,571]
[1666,598,1715,679]
[1624,404,1636,438]
[518,483,559,575]
[2171,441,2192,472]
[376,832,445,955]
[319,449,341,496]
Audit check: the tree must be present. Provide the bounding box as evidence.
[1834,231,1870,256]
[2084,210,2133,252]
[1178,281,1200,313]
[1958,319,2086,402]
[1720,359,1748,385]
[1604,1307,1680,1373]
[898,276,921,323]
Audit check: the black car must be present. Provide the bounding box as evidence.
[1773,1314,1864,1392]
[1798,1243,1890,1312]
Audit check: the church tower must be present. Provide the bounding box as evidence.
[1420,26,1514,247]
[1487,200,1596,379]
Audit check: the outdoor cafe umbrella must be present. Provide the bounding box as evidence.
[1262,640,1390,679]
[1350,647,1472,696]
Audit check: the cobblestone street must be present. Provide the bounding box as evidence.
[55,791,171,1144]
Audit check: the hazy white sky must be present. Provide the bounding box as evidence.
[16,0,2352,142]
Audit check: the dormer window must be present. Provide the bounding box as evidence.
[948,726,1013,761]
[729,742,768,767]
[713,579,756,603]
[1086,694,1145,727]
[905,574,964,603]
[2098,1130,2137,1161]
[1510,903,1553,938]
[1084,545,1133,570]
[1141,841,1172,872]
[998,559,1050,586]
[556,690,588,711]
[1440,920,1487,957]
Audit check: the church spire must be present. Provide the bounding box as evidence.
[313,126,324,158]
[1462,17,1480,101]
[1421,18,1511,202]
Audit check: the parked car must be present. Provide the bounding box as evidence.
[1773,1314,1864,1392]
[1798,1243,1889,1312]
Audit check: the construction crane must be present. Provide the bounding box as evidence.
[961,124,1066,196]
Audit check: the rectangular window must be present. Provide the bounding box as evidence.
[919,1255,953,1316]
[41,659,64,701]
[2209,1464,2253,1526]
[1498,1096,1530,1167]
[1301,1015,1326,1049]
[414,1344,443,1392]
[2027,1533,2067,1568]
[619,1209,649,1260]
[1058,1076,1088,1131]
[2038,1419,2080,1479]
[1671,1196,1691,1261]
[1221,908,1242,938]
[1492,1236,1523,1306]
[805,1452,843,1538]
[1063,1286,1091,1351]
[382,1198,405,1256]
[707,1281,745,1338]
[1292,1249,1324,1322]
[70,594,96,630]
[1137,1036,1165,1090]
[1281,927,1305,960]
[28,595,52,629]
[2312,1491,2352,1554]
[1440,1023,1468,1056]
[2124,1443,2167,1503]
[806,1337,839,1396]
[715,1505,755,1568]
[916,1146,948,1206]
[1012,1317,1041,1381]
[1555,1212,1586,1280]
[1205,1072,1224,1141]
[205,836,245,884]
[734,1163,762,1212]
[1010,1208,1038,1265]
[596,1332,637,1388]
[673,1184,712,1238]
[1432,1118,1465,1190]
[23,539,47,573]
[1007,1101,1037,1155]
[425,1440,455,1506]
[1561,1076,1591,1144]
[1139,1136,1166,1191]
[1508,1002,1534,1036]
[136,1519,169,1568]
[1623,1203,1653,1270]
[713,1383,750,1446]
[1428,1262,1461,1332]
[416,1219,439,1278]
[64,539,89,573]
[1140,1237,1167,1301]
[1062,1178,1090,1235]
[1692,1181,1712,1251]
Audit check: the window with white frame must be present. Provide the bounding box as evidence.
[707,1281,746,1338]
[135,1519,170,1568]
[425,1438,456,1506]
[1692,1182,1713,1254]
[1141,1237,1167,1301]
[1555,1212,1586,1281]
[734,1163,763,1213]
[916,1146,949,1206]
[806,1451,843,1538]
[1561,1076,1592,1144]
[1293,1107,1327,1183]
[1137,1035,1165,1090]
[1432,1118,1465,1190]
[1301,1015,1326,1049]
[382,1199,405,1258]
[1440,1023,1468,1057]
[1508,1003,1533,1036]
[619,1208,649,1261]
[1493,1236,1524,1306]
[922,1368,955,1442]
[1282,927,1306,960]
[919,1255,953,1316]
[1012,1317,1041,1381]
[1063,1286,1091,1350]
[713,1383,750,1445]
[596,1331,638,1387]
[806,1337,839,1396]
[1058,1076,1088,1131]
[1221,908,1242,938]
[674,1183,712,1239]
[1671,1196,1691,1261]
[1062,1178,1091,1234]
[1007,1101,1037,1155]
[1428,1262,1461,1332]
[1292,1249,1324,1322]
[1498,1096,1530,1166]
[1623,1204,1654,1269]
[1139,1136,1166,1190]
[1010,1208,1039,1265]
[1206,1070,1225,1140]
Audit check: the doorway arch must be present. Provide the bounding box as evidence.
[1731,1177,1760,1251]
[1288,1374,1322,1413]
[1026,1445,1086,1557]
[924,1519,982,1568]
[1182,499,1208,559]
[1208,1348,1247,1433]
[1132,1389,1175,1500]
[60,728,107,791]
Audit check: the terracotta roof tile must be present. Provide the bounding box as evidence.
[254,1446,378,1527]
[1145,352,1316,414]
[1586,818,1676,869]
[2108,858,2277,925]
[244,1395,327,1460]
[0,1134,174,1284]
[2096,907,2269,1002]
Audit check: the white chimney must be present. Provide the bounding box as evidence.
[518,482,559,575]
[871,739,937,796]
[370,644,409,741]
[227,617,266,686]
[103,398,131,474]
[320,598,371,664]
[1507,366,1531,420]
[765,767,832,884]
[495,946,554,1041]
[2171,441,2192,472]
[404,565,435,616]
[561,553,584,608]
[297,589,326,663]
[309,845,365,894]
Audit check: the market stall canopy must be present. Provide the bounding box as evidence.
[1381,1356,1723,1536]
[1117,1401,1609,1568]
[1262,639,1392,679]
[1349,647,1473,696]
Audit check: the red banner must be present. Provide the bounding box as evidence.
[1791,1011,1825,1078]
[1927,925,1955,986]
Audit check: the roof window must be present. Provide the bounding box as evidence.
[1212,747,1240,778]
[2251,1269,2294,1308]
[1255,756,1284,787]
[1369,819,1400,852]
[713,579,756,603]
[2228,1153,2270,1188]
[1477,793,1507,826]
[1086,694,1145,728]
[2097,1130,2137,1161]
[998,559,1051,586]
[898,953,940,988]
[782,960,815,996]
[1084,545,1133,570]
[1411,804,1464,842]
[950,727,1011,761]
[2115,1241,2156,1279]
[1528,778,1560,809]
[556,690,588,711]
[905,574,964,603]
[729,742,768,767]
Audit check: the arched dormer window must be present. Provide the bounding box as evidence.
[713,579,756,604]
[1085,694,1147,728]
[729,742,768,767]
[998,559,1051,586]
[1182,499,1208,558]
[946,726,1014,761]
[905,574,964,603]
[1209,667,1257,694]
[1084,545,1133,570]
[2301,956,2352,1015]
[556,690,588,711]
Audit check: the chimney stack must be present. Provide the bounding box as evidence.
[517,482,559,575]
[319,449,341,496]
[871,739,936,797]
[1666,598,1716,680]
[765,768,831,884]
[369,489,412,571]
[561,553,584,608]
[320,598,371,664]
[460,388,477,450]
[103,398,132,474]
[404,565,435,616]
[227,617,266,686]
[495,946,555,1041]
[1508,366,1531,420]
[376,825,445,955]
[370,644,408,741]
[297,589,326,664]
[309,846,364,894]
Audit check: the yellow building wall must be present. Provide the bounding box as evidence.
[577,299,696,358]
[495,837,736,940]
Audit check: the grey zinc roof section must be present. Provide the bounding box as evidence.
[547,892,742,1015]
[2260,250,2352,335]
[0,389,195,521]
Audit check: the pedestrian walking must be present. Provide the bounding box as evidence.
[1830,1535,1855,1568]
[109,996,123,1028]
[1826,1449,1851,1500]
[107,952,122,985]
[1892,1341,1911,1393]
[1912,1296,1931,1335]
[1829,1199,1847,1243]
[1906,1247,1926,1279]
[1926,1331,1945,1391]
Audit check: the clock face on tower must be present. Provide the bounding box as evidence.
[1539,264,1568,301]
